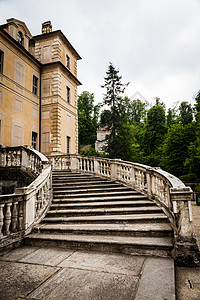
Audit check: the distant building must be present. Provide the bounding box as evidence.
[0,18,81,155]
[95,127,110,153]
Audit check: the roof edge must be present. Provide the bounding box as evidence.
[31,30,81,60]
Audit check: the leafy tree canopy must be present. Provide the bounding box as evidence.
[78,91,101,146]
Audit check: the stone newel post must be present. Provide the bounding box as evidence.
[171,187,200,266]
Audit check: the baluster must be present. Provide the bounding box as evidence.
[4,203,12,235]
[10,152,13,166]
[37,189,42,212]
[18,201,24,231]
[35,192,39,217]
[12,202,18,232]
[6,152,9,167]
[0,204,5,238]
[42,187,45,208]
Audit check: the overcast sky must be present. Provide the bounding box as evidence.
[1,0,200,108]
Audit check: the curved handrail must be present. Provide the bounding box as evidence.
[0,146,52,248]
[48,154,193,233]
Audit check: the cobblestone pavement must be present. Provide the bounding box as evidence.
[176,201,200,300]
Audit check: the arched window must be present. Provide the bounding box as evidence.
[17,31,23,45]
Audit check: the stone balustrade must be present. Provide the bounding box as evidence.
[0,146,52,250]
[0,146,49,176]
[48,154,199,264]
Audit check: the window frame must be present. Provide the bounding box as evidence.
[66,136,70,154]
[16,62,24,85]
[66,54,70,69]
[32,131,38,150]
[32,75,38,96]
[43,78,50,97]
[41,132,50,153]
[17,31,23,45]
[0,50,3,73]
[14,124,22,146]
[66,86,70,103]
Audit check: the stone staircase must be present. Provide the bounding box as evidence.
[25,171,174,257]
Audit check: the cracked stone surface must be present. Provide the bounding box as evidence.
[0,245,175,300]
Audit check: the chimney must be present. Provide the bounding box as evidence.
[42,21,52,34]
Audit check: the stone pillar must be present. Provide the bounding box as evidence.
[171,187,200,266]
[110,160,119,181]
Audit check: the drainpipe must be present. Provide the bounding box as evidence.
[39,68,42,152]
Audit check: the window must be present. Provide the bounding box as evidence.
[33,75,38,95]
[32,107,38,119]
[0,50,3,73]
[66,54,70,69]
[43,46,51,60]
[43,78,50,96]
[66,86,70,103]
[66,115,71,124]
[16,62,23,84]
[14,99,23,112]
[42,111,50,120]
[42,132,50,153]
[0,90,2,104]
[32,132,37,149]
[66,136,70,154]
[0,120,1,144]
[14,125,22,146]
[17,31,23,45]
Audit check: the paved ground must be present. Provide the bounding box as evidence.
[0,246,175,300]
[175,201,200,300]
[0,201,199,299]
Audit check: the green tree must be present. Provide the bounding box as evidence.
[161,123,196,177]
[78,91,100,146]
[166,108,177,127]
[140,105,167,166]
[128,99,147,125]
[184,91,200,178]
[101,63,130,158]
[99,109,112,128]
[178,101,193,125]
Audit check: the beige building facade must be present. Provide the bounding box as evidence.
[0,18,81,155]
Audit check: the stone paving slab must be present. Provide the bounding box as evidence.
[19,247,74,266]
[0,260,59,300]
[135,257,176,300]
[176,267,200,300]
[29,267,138,300]
[58,251,145,275]
[0,245,39,261]
[0,245,176,300]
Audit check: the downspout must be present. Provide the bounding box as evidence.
[39,68,42,152]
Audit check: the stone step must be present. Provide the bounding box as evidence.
[53,186,133,195]
[53,190,141,199]
[52,182,122,189]
[52,176,108,183]
[34,223,173,238]
[43,213,168,224]
[52,195,150,204]
[47,206,163,217]
[31,171,174,258]
[24,233,173,257]
[50,200,156,209]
